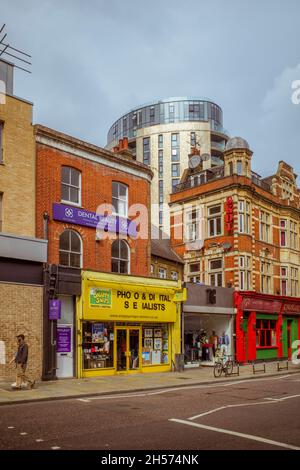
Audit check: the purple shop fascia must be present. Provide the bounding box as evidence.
[52,203,138,238]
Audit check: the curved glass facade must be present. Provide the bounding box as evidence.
[107,97,225,145]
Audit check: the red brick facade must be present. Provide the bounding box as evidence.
[35,125,152,276]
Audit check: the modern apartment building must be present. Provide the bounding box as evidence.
[106,97,229,234]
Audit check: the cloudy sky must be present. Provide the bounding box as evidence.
[1,0,300,177]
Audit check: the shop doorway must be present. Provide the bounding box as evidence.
[116,327,141,373]
[56,296,75,378]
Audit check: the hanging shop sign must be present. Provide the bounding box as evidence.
[52,203,137,237]
[49,299,61,320]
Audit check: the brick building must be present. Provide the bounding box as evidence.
[151,232,184,282]
[0,59,47,381]
[35,126,184,380]
[169,136,300,363]
[35,125,152,276]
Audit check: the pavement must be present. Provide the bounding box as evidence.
[0,360,299,406]
[0,371,300,450]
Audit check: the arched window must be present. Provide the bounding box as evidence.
[59,230,82,268]
[111,239,130,274]
[61,166,81,205]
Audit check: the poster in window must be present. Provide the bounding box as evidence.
[162,340,168,351]
[144,328,153,338]
[154,338,162,350]
[154,328,162,338]
[142,349,151,365]
[144,338,153,349]
[92,323,106,342]
[151,350,161,364]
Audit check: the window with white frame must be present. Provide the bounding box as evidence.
[261,259,271,293]
[112,182,128,217]
[171,271,178,280]
[61,167,81,205]
[188,275,201,283]
[150,264,154,275]
[158,267,167,279]
[59,230,82,268]
[238,200,251,234]
[208,204,222,237]
[185,208,199,242]
[291,267,298,296]
[209,258,223,287]
[111,239,130,274]
[260,211,271,243]
[239,256,251,290]
[281,266,288,296]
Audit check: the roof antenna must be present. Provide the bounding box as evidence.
[0,23,31,73]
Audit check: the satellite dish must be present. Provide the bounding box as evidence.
[201,153,211,162]
[188,154,201,169]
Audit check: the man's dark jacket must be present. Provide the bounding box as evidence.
[15,343,28,365]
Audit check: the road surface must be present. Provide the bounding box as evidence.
[0,373,300,450]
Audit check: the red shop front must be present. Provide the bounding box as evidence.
[234,291,300,363]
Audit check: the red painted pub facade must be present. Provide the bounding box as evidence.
[235,291,300,363]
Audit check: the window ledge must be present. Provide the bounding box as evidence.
[61,200,82,208]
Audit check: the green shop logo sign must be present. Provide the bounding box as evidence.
[90,288,112,308]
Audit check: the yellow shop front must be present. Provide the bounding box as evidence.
[77,271,185,377]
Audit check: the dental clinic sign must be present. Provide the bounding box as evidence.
[52,203,137,238]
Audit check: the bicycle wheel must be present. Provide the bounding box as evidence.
[225,360,233,376]
[214,362,223,378]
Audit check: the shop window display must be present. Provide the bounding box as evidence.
[142,324,169,366]
[82,322,114,369]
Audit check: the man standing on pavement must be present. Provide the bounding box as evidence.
[10,334,35,390]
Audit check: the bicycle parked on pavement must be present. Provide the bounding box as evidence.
[213,354,234,378]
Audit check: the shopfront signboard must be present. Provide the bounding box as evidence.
[52,203,137,237]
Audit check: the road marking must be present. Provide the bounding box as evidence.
[20,432,27,436]
[36,439,44,442]
[189,393,300,420]
[273,375,291,380]
[170,419,300,450]
[7,426,14,429]
[75,373,300,403]
[51,446,61,450]
[188,400,277,420]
